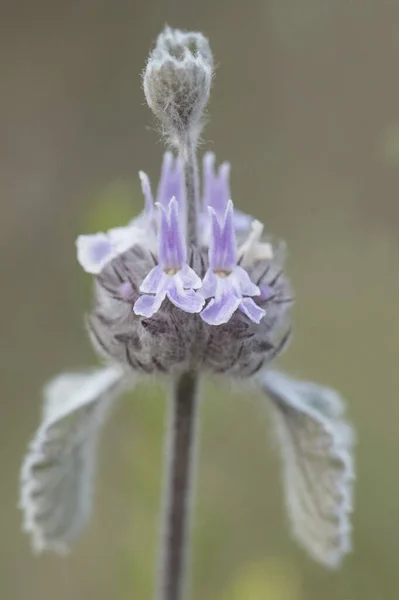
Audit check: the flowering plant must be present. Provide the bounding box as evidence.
[19,26,354,600]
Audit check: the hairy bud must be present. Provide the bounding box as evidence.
[143,26,213,141]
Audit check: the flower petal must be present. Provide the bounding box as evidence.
[140,265,167,294]
[179,263,202,290]
[166,284,204,313]
[200,287,241,325]
[238,220,274,268]
[232,266,260,297]
[239,297,265,323]
[157,152,184,209]
[202,152,216,207]
[158,198,186,268]
[202,152,231,215]
[201,269,218,299]
[209,201,237,270]
[133,290,166,317]
[76,234,113,274]
[77,219,154,275]
[218,200,237,269]
[138,170,154,217]
[107,222,146,251]
[233,208,253,231]
[200,154,250,244]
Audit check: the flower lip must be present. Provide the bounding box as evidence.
[76,222,150,276]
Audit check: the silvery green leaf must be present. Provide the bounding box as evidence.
[256,369,355,568]
[19,365,133,553]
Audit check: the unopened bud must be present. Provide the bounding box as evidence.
[143,26,213,141]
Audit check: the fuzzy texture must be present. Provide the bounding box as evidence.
[88,240,292,377]
[19,367,131,553]
[77,151,293,376]
[143,27,213,142]
[257,370,355,568]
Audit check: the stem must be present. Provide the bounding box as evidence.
[179,134,199,246]
[155,372,199,600]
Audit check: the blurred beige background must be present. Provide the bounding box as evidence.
[2,0,399,598]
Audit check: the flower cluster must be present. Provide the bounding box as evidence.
[77,152,277,328]
[75,152,292,378]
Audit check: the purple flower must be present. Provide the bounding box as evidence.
[133,198,204,318]
[202,152,230,215]
[200,200,266,326]
[76,151,272,327]
[75,153,183,276]
[201,152,252,235]
[157,152,184,211]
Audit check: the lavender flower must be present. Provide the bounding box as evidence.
[200,200,265,326]
[20,26,355,599]
[133,198,203,318]
[157,152,185,211]
[202,152,251,232]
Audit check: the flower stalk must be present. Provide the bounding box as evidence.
[179,133,200,246]
[156,372,199,600]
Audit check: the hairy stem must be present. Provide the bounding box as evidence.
[155,371,199,600]
[179,134,200,246]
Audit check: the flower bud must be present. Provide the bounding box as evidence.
[143,27,213,140]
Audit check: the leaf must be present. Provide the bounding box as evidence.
[256,369,355,568]
[19,365,134,553]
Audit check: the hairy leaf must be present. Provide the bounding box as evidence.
[20,366,133,553]
[256,369,355,568]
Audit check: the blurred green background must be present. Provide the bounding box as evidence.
[2,0,399,598]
